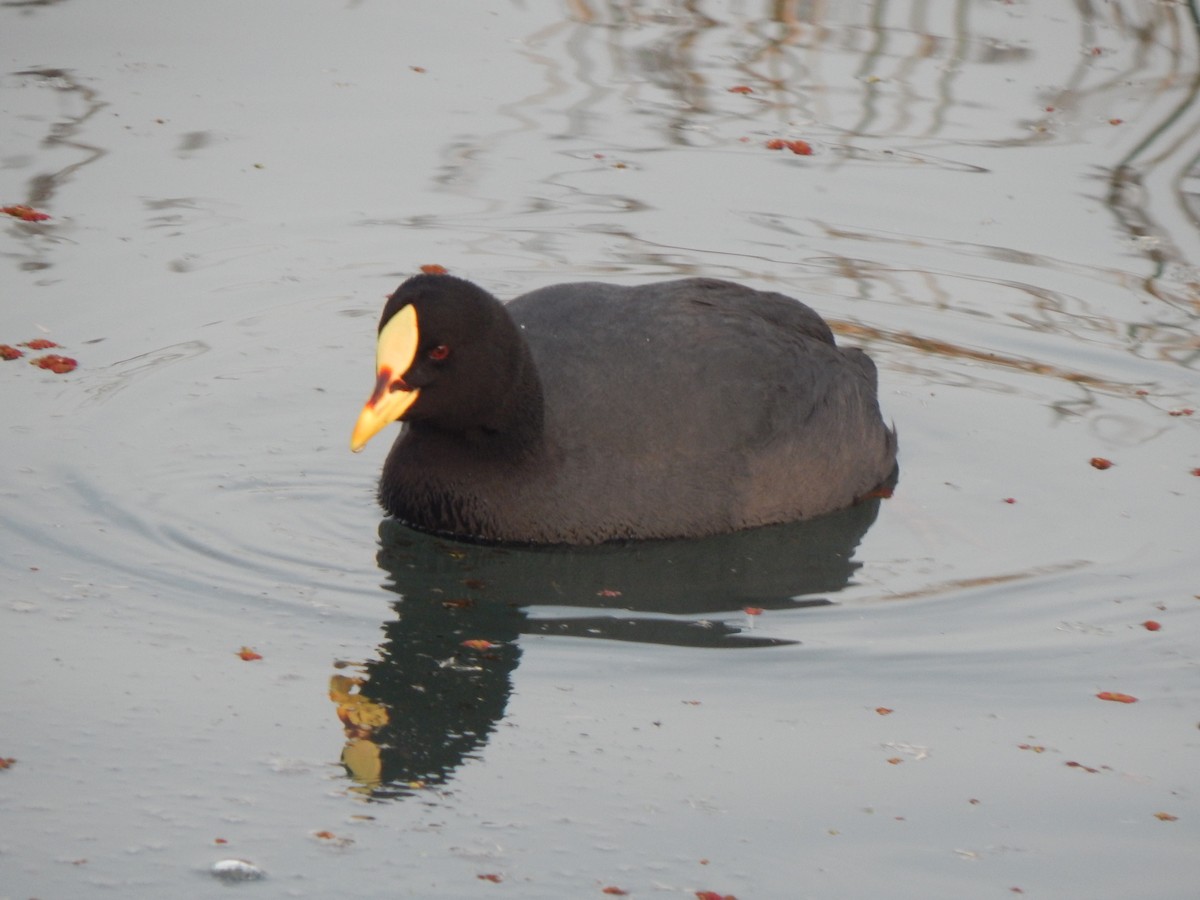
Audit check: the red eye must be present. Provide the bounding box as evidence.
[428,344,450,361]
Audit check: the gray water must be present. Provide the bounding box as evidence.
[2,2,1198,898]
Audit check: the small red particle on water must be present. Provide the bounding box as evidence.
[1190,468,1200,477]
[0,757,16,770]
[419,264,448,275]
[478,873,503,883]
[314,831,335,839]
[695,893,737,900]
[1091,46,1103,56]
[1154,811,1179,821]
[1065,760,1099,773]
[461,639,497,650]
[1168,408,1194,416]
[968,798,981,805]
[728,85,753,94]
[237,646,263,661]
[597,588,622,597]
[875,707,894,715]
[1142,620,1161,631]
[1002,497,1016,504]
[766,138,813,155]
[1017,744,1046,753]
[1096,691,1138,703]
[22,338,59,349]
[0,344,23,360]
[602,888,630,896]
[1109,118,1123,125]
[2,204,51,222]
[887,757,903,765]
[744,607,763,616]
[1089,457,1113,470]
[1135,389,1149,395]
[214,838,228,844]
[1044,106,1055,112]
[30,354,77,373]
[410,66,426,73]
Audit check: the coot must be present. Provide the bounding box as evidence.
[352,274,896,544]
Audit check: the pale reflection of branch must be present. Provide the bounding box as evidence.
[869,559,1091,603]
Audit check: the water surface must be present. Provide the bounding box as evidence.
[2,2,1198,898]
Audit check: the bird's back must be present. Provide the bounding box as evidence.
[505,278,895,539]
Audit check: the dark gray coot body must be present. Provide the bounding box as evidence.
[374,275,897,544]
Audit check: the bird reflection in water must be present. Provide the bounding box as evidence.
[330,484,893,799]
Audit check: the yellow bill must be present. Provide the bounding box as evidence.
[350,303,420,452]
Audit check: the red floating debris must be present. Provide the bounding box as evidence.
[22,338,59,349]
[744,607,763,616]
[597,588,622,598]
[1142,620,1162,631]
[461,639,497,650]
[2,204,51,222]
[30,354,77,373]
[1154,811,1179,821]
[1168,408,1194,416]
[1089,457,1113,470]
[1002,497,1017,504]
[602,888,630,896]
[875,707,894,715]
[1096,691,1138,703]
[727,85,753,94]
[765,138,813,155]
[478,873,503,883]
[237,646,263,661]
[419,264,448,275]
[0,344,23,361]
[0,757,16,770]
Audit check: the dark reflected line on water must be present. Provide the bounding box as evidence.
[13,68,108,207]
[832,319,1143,395]
[1104,0,1200,287]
